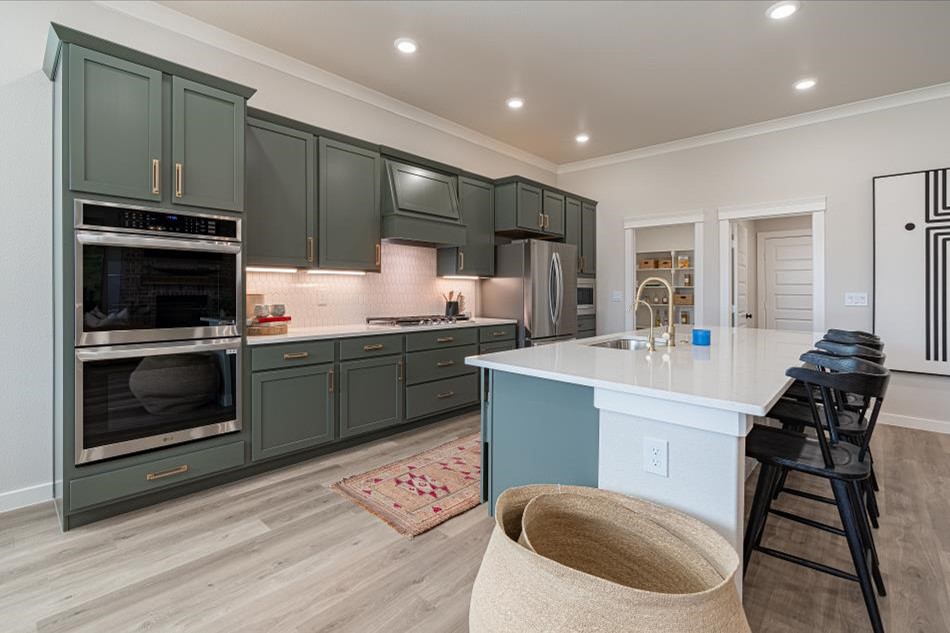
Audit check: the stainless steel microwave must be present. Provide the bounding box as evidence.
[577,278,595,315]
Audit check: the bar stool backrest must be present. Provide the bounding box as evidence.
[824,330,884,351]
[814,340,886,364]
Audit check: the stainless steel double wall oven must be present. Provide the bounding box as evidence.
[73,200,243,464]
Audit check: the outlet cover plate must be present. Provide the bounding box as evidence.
[845,292,868,306]
[643,437,668,477]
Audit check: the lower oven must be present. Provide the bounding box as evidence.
[74,337,241,464]
[577,278,595,315]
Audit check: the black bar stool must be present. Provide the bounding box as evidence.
[744,361,890,633]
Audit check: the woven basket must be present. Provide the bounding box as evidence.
[470,485,750,633]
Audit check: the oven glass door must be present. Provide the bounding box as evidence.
[77,231,240,346]
[577,285,595,312]
[76,338,241,464]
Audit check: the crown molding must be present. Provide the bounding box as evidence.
[95,1,558,174]
[558,82,950,175]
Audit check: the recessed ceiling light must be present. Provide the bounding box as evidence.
[394,38,418,54]
[794,78,817,91]
[575,133,590,144]
[767,1,800,20]
[506,97,524,110]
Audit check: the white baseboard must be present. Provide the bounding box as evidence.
[879,412,950,435]
[0,482,52,514]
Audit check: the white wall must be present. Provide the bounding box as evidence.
[558,95,950,430]
[0,1,556,511]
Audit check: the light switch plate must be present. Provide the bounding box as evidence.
[845,292,868,307]
[611,290,623,302]
[643,437,668,477]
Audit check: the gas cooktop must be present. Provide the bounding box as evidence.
[366,315,470,327]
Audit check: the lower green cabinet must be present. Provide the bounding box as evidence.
[339,355,404,439]
[251,363,335,461]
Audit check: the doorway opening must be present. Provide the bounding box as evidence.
[718,197,826,332]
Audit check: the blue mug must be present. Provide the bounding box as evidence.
[692,328,711,346]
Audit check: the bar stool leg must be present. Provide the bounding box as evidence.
[832,479,885,633]
[744,463,777,574]
[850,481,886,597]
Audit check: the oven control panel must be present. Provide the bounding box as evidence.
[79,203,239,240]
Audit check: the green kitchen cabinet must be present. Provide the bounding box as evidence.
[494,180,545,236]
[251,364,335,461]
[338,355,404,439]
[564,198,582,267]
[67,46,163,202]
[318,137,382,271]
[580,202,597,276]
[171,76,245,212]
[437,176,495,277]
[542,190,565,237]
[245,118,315,267]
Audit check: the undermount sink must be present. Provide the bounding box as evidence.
[587,336,670,350]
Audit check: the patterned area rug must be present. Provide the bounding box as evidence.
[331,433,482,538]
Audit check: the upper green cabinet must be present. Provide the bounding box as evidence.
[494,178,570,239]
[245,118,315,267]
[580,202,597,276]
[251,363,335,462]
[171,77,245,212]
[564,197,582,267]
[542,190,565,237]
[67,46,162,202]
[319,137,382,271]
[437,176,494,277]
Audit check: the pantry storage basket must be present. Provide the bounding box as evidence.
[469,484,749,633]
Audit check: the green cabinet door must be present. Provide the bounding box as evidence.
[245,118,315,267]
[542,190,565,237]
[437,176,494,277]
[581,202,597,276]
[565,197,582,267]
[68,46,163,202]
[517,182,544,231]
[339,355,404,439]
[318,138,381,271]
[171,76,245,212]
[251,364,335,461]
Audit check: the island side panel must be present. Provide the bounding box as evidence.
[485,370,599,514]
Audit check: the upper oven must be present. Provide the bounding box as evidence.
[577,277,595,315]
[74,200,242,346]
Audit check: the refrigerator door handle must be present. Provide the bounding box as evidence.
[555,251,564,327]
[548,252,558,327]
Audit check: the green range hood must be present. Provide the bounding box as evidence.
[380,158,467,247]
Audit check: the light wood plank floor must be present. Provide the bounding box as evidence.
[1,416,947,632]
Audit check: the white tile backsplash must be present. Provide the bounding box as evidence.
[247,243,481,327]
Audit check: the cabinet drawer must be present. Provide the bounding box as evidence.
[479,324,516,342]
[405,374,479,420]
[251,340,335,372]
[576,330,597,340]
[405,327,477,352]
[405,344,478,385]
[479,340,516,354]
[339,334,404,360]
[69,441,245,511]
[577,315,596,331]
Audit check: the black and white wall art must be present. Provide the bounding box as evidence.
[874,168,950,376]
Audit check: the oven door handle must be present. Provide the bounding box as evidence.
[75,338,240,361]
[76,231,242,254]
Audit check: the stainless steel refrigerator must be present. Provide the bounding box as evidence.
[481,239,577,346]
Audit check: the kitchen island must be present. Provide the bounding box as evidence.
[466,326,822,564]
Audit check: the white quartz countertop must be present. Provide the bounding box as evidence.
[466,326,824,416]
[246,317,517,346]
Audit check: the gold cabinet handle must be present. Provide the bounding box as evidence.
[375,243,381,267]
[436,391,456,399]
[146,464,189,481]
[491,331,507,337]
[436,336,454,343]
[363,343,384,351]
[398,360,404,382]
[283,351,310,360]
[307,236,314,263]
[151,159,160,195]
[544,214,550,229]
[538,212,544,228]
[328,368,334,393]
[436,360,455,367]
[458,249,464,271]
[175,163,183,198]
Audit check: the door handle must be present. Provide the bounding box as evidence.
[491,331,507,337]
[436,391,455,399]
[362,343,384,351]
[146,464,189,481]
[538,212,544,229]
[328,368,334,392]
[398,360,404,382]
[436,360,455,367]
[307,237,314,263]
[375,243,381,267]
[175,163,183,198]
[548,254,558,326]
[458,250,464,271]
[283,351,310,360]
[151,159,160,195]
[544,214,550,229]
[436,336,454,343]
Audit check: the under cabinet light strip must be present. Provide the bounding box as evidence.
[306,270,366,276]
[246,266,299,274]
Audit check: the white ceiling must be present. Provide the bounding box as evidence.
[159,0,950,165]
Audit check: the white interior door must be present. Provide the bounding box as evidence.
[732,223,750,328]
[760,233,813,331]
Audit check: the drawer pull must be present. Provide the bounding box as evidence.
[436,391,456,399]
[436,360,455,367]
[436,336,454,343]
[146,464,189,481]
[363,343,385,351]
[491,331,507,337]
[283,351,310,360]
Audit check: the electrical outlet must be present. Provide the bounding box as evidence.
[845,292,868,307]
[643,437,668,477]
[611,290,623,302]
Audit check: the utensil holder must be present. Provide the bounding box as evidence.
[445,301,460,317]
